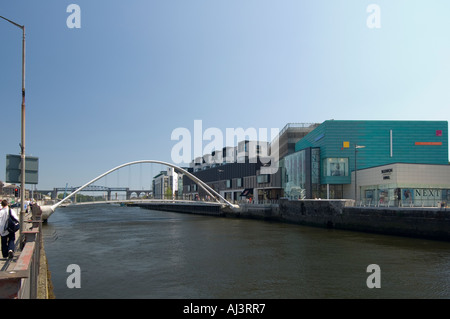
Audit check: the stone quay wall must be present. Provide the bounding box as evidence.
[231,199,450,241]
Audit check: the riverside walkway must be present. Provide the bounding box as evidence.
[0,206,49,299]
[0,210,31,270]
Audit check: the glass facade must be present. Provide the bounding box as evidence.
[284,150,306,199]
[311,148,321,198]
[283,148,321,199]
[361,186,450,207]
[320,184,343,199]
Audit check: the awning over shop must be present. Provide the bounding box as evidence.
[240,189,253,197]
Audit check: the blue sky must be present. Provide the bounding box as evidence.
[1,0,450,190]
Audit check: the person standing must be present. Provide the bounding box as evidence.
[0,200,18,259]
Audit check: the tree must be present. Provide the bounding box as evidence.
[165,187,173,199]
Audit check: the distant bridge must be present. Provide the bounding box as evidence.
[37,185,152,200]
[39,160,239,221]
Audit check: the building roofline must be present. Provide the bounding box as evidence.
[357,162,450,172]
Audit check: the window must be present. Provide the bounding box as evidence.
[323,158,349,176]
[257,174,270,184]
[311,148,320,184]
[226,180,231,188]
[236,178,242,188]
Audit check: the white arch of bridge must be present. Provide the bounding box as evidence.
[40,160,238,220]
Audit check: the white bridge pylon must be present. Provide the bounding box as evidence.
[40,160,239,220]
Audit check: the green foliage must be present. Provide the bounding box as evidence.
[165,187,173,199]
[57,193,104,203]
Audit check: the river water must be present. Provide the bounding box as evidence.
[42,204,450,299]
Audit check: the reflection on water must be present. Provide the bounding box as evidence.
[42,204,450,299]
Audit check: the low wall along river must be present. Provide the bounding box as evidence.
[136,199,450,242]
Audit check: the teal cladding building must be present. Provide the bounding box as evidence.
[283,120,449,202]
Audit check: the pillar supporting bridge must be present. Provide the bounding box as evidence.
[40,160,239,220]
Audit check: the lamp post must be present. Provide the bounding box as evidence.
[354,144,365,205]
[1,16,26,236]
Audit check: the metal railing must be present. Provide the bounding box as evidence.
[356,198,448,209]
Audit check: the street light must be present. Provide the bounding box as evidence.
[1,16,26,236]
[354,144,365,205]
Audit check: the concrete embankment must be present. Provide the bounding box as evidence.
[275,199,450,241]
[135,199,450,242]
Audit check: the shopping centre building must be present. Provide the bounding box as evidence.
[179,120,449,206]
[284,120,450,206]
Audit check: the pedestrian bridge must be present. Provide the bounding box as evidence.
[39,160,239,221]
